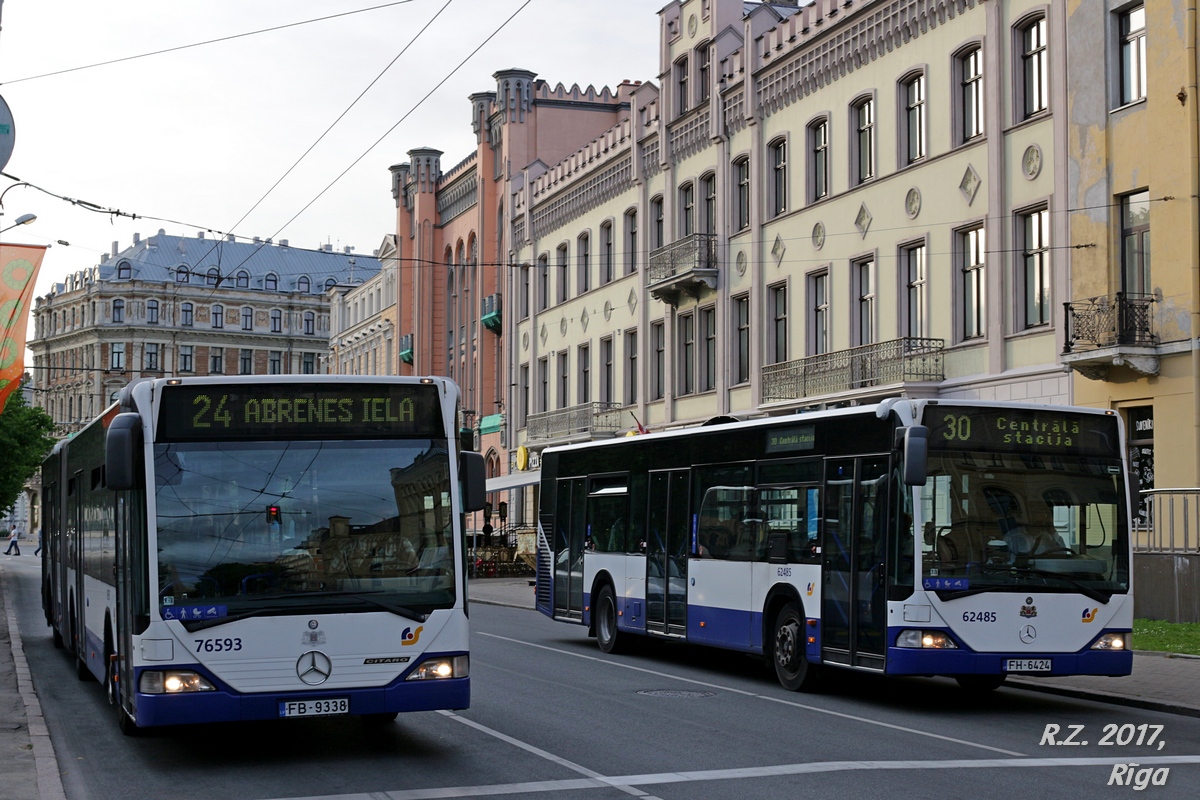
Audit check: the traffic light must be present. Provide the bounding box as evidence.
[267,506,281,525]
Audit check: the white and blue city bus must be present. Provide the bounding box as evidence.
[42,375,485,733]
[535,399,1133,692]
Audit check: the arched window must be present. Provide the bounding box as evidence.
[207,267,220,286]
[297,276,311,293]
[242,306,254,330]
[112,299,125,323]
[265,273,278,291]
[212,304,224,329]
[303,311,315,335]
[325,277,337,290]
[175,267,189,283]
[270,309,282,333]
[146,299,159,324]
[236,270,250,289]
[116,262,132,280]
[180,302,193,326]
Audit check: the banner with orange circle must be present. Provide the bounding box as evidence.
[0,242,47,411]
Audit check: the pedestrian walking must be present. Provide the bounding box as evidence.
[33,528,42,557]
[3,525,20,556]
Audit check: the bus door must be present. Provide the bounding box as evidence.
[646,469,689,636]
[68,471,84,657]
[552,478,587,621]
[821,457,889,671]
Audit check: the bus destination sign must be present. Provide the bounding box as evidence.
[927,407,1120,457]
[765,424,816,454]
[157,383,444,441]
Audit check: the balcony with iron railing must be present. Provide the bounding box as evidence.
[1062,293,1157,379]
[761,337,945,404]
[525,402,625,445]
[647,233,718,306]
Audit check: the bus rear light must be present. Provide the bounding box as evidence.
[139,670,216,694]
[406,655,469,681]
[896,629,958,649]
[1091,632,1129,651]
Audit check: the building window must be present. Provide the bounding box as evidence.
[235,270,250,289]
[179,345,194,373]
[651,321,665,401]
[701,173,717,234]
[651,196,664,249]
[1122,190,1151,295]
[180,302,193,327]
[518,363,530,427]
[578,343,590,403]
[577,233,590,294]
[699,306,716,392]
[557,352,569,409]
[769,138,788,217]
[600,336,614,403]
[625,210,638,274]
[680,182,696,235]
[144,343,160,372]
[265,273,278,292]
[1021,17,1048,118]
[210,348,224,374]
[212,305,224,329]
[520,264,531,317]
[675,55,689,115]
[678,312,695,396]
[733,295,750,384]
[242,306,254,331]
[146,300,159,325]
[1121,5,1147,105]
[769,283,788,364]
[110,343,125,371]
[961,226,987,340]
[904,243,927,338]
[116,262,131,280]
[1022,208,1051,328]
[298,276,311,293]
[302,352,315,374]
[112,299,125,323]
[854,258,876,346]
[207,267,220,286]
[809,119,829,202]
[903,74,926,164]
[960,47,985,141]
[625,329,638,405]
[810,271,829,356]
[240,349,253,375]
[303,311,315,335]
[733,158,750,231]
[600,222,614,284]
[175,268,189,284]
[269,350,282,375]
[556,245,569,303]
[535,255,548,311]
[270,309,282,333]
[853,97,875,184]
[325,278,337,290]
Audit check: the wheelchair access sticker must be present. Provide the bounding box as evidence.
[161,605,228,621]
[923,578,970,591]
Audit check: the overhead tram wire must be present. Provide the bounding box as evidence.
[0,1,417,86]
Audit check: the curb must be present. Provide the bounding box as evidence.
[1006,677,1200,719]
[1,565,67,800]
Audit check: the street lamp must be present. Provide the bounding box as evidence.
[0,212,36,234]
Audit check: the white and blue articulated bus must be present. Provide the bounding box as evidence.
[42,376,485,733]
[535,399,1133,692]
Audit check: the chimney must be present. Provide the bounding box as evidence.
[279,239,289,247]
[132,233,141,244]
[265,238,272,246]
[226,234,235,242]
[197,231,205,239]
[324,244,333,253]
[253,236,261,244]
[111,242,119,257]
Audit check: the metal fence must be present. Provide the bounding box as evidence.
[1135,489,1200,553]
[526,402,625,442]
[1063,292,1155,352]
[761,337,944,402]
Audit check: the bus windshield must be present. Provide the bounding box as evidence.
[919,451,1129,598]
[153,439,456,624]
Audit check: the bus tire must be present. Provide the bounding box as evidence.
[595,585,628,654]
[116,703,141,737]
[773,602,818,692]
[363,712,399,725]
[955,675,1006,693]
[51,626,63,650]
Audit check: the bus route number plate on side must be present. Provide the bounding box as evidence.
[279,698,350,718]
[1004,659,1052,673]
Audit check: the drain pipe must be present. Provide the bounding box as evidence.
[1189,1,1200,481]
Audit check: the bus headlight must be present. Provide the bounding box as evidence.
[139,670,216,694]
[896,629,958,649]
[1091,632,1129,651]
[405,655,469,680]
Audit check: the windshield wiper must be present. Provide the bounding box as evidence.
[981,565,1113,604]
[251,590,428,622]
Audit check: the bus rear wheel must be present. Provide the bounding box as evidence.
[955,675,1006,693]
[773,602,818,692]
[595,585,628,654]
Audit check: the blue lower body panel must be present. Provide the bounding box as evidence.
[132,658,469,727]
[885,628,1133,677]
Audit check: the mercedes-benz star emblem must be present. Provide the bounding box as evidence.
[1019,625,1037,644]
[296,650,333,685]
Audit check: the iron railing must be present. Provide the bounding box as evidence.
[647,233,718,285]
[1135,489,1200,553]
[526,401,625,442]
[761,337,944,402]
[1063,292,1155,353]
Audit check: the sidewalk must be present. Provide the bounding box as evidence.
[468,576,1200,717]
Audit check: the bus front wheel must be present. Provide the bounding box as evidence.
[773,602,818,692]
[595,585,629,654]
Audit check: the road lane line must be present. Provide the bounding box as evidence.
[267,755,1200,800]
[478,631,1024,756]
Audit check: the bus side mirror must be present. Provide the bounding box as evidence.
[105,413,143,491]
[459,451,486,513]
[902,425,929,487]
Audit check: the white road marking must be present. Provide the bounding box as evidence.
[478,631,1025,756]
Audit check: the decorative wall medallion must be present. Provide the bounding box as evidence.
[580,307,590,332]
[905,187,921,219]
[688,14,698,37]
[559,317,568,336]
[960,164,982,205]
[522,331,529,352]
[811,222,825,250]
[1022,144,1043,180]
[539,323,548,346]
[736,250,747,275]
[603,300,613,321]
[772,234,786,267]
[627,288,638,315]
[854,203,873,238]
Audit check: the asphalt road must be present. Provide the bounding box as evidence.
[7,557,1200,799]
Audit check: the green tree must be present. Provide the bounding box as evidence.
[0,390,56,513]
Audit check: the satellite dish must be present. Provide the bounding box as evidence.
[0,95,14,173]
